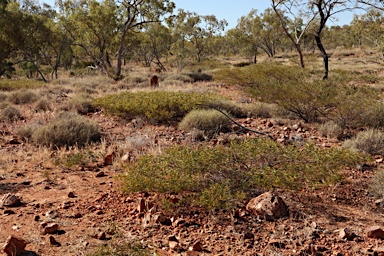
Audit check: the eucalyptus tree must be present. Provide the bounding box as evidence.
[168,9,227,64]
[351,9,384,57]
[271,0,317,67]
[57,0,118,76]
[114,0,175,79]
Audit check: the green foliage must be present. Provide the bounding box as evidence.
[0,105,22,121]
[179,109,231,137]
[94,91,222,123]
[9,90,38,104]
[30,112,101,148]
[121,138,369,210]
[0,80,44,91]
[343,129,384,155]
[87,241,152,256]
[214,63,380,125]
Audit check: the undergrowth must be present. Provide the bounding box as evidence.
[120,138,369,211]
[94,91,224,123]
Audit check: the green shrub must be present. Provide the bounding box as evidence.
[31,112,101,148]
[214,63,379,125]
[179,109,231,137]
[0,79,44,91]
[1,105,22,121]
[9,90,38,104]
[121,138,369,210]
[94,91,223,123]
[343,129,384,155]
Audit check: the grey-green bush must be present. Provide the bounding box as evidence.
[343,129,384,155]
[32,112,101,148]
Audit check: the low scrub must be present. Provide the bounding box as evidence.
[0,79,44,91]
[179,109,231,137]
[317,121,344,139]
[94,91,223,123]
[343,129,384,155]
[19,112,101,148]
[121,138,369,210]
[369,170,384,200]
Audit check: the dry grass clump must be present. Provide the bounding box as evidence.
[163,74,194,83]
[317,121,344,139]
[201,99,247,118]
[34,98,52,112]
[245,102,275,118]
[369,170,384,200]
[0,92,7,102]
[0,105,23,121]
[179,109,231,137]
[8,89,39,104]
[60,95,98,115]
[20,112,102,148]
[343,129,384,155]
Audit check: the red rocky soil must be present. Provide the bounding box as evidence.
[1,86,384,256]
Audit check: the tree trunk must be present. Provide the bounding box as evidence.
[295,43,305,68]
[315,35,328,80]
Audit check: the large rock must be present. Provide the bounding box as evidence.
[366,226,384,239]
[2,236,27,256]
[246,192,289,219]
[0,193,21,207]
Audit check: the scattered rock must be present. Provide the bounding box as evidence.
[42,223,59,235]
[169,241,179,250]
[2,236,27,256]
[95,171,106,177]
[246,192,289,219]
[339,228,356,240]
[189,241,203,252]
[97,232,106,240]
[0,193,21,207]
[366,226,384,239]
[244,232,255,240]
[48,236,61,247]
[104,152,115,165]
[3,209,15,215]
[67,191,76,198]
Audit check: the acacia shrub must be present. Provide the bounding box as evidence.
[94,91,223,123]
[120,138,369,210]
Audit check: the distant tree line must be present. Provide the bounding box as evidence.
[1,0,384,81]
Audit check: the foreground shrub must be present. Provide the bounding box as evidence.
[1,105,22,121]
[179,109,231,137]
[343,129,384,155]
[31,112,101,148]
[34,98,51,112]
[94,91,223,123]
[121,138,369,210]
